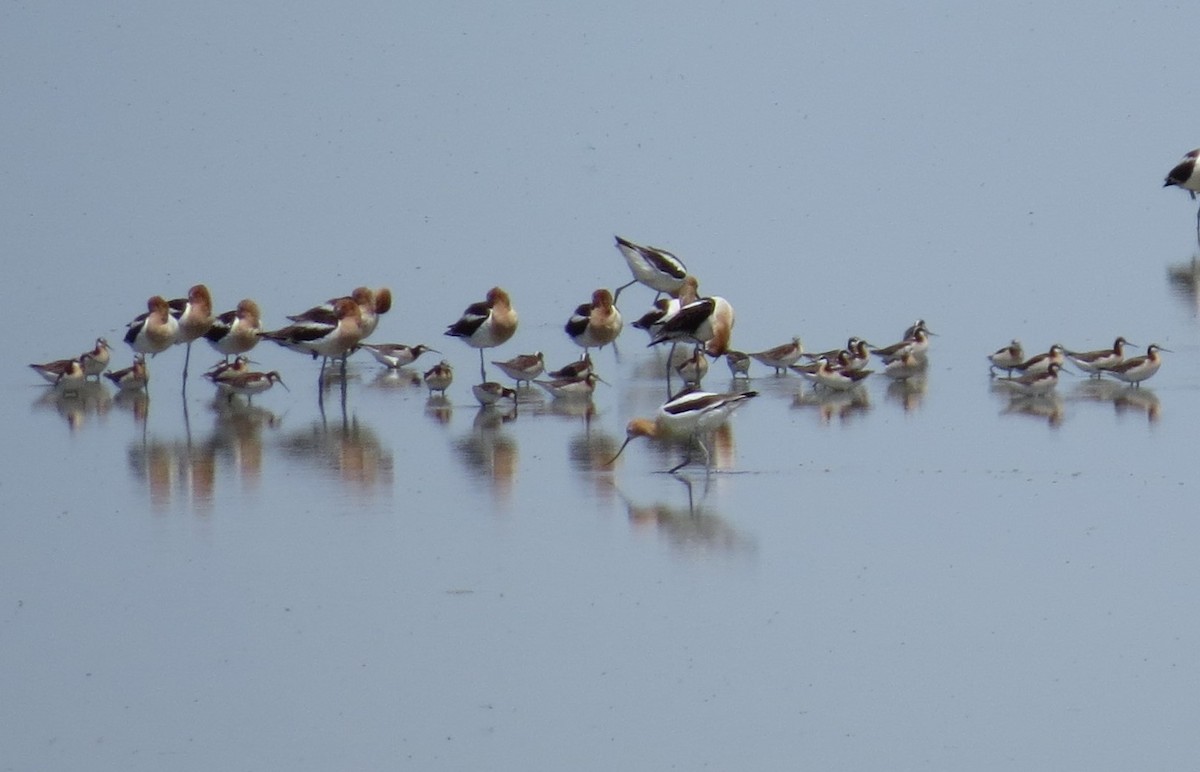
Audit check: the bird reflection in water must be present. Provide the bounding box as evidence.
[884,373,927,413]
[618,477,755,559]
[127,400,281,514]
[278,413,394,495]
[453,406,519,500]
[113,389,150,425]
[999,394,1065,428]
[369,367,422,392]
[1073,379,1161,423]
[425,394,453,425]
[1167,257,1200,315]
[791,386,871,425]
[30,382,112,433]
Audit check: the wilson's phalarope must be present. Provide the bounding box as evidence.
[725,350,751,378]
[423,360,454,396]
[360,343,438,369]
[104,355,149,392]
[882,349,927,381]
[607,388,759,473]
[565,288,623,353]
[1104,344,1168,387]
[491,352,545,386]
[80,338,111,381]
[534,372,602,400]
[1065,337,1133,377]
[871,326,930,363]
[124,296,179,355]
[613,235,688,302]
[203,355,252,393]
[1011,344,1066,376]
[30,357,83,385]
[749,337,804,375]
[445,287,519,381]
[204,299,262,359]
[996,361,1064,396]
[814,356,872,391]
[987,339,1024,376]
[472,381,518,407]
[216,370,288,404]
[546,353,593,380]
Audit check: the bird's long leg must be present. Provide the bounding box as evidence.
[665,341,677,397]
[181,341,193,392]
[1194,200,1199,250]
[612,279,637,304]
[479,349,487,382]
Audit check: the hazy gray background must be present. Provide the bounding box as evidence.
[4,2,1200,770]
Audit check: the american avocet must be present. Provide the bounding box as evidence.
[492,351,545,386]
[1104,344,1168,387]
[423,360,454,396]
[565,288,623,354]
[445,287,519,381]
[360,343,438,369]
[204,299,262,359]
[1011,344,1066,376]
[547,353,593,380]
[124,296,179,355]
[104,355,149,392]
[997,361,1064,396]
[169,284,215,381]
[472,381,518,407]
[1165,149,1200,245]
[648,295,736,355]
[288,287,392,341]
[607,388,759,473]
[262,298,366,379]
[1066,337,1133,377]
[216,370,288,404]
[725,350,751,378]
[534,372,602,400]
[814,356,872,391]
[749,337,804,375]
[613,235,688,302]
[676,346,709,386]
[30,357,83,385]
[987,339,1024,376]
[80,338,111,381]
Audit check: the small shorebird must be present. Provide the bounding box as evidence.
[534,372,602,400]
[79,338,111,381]
[871,326,931,363]
[565,288,623,354]
[169,284,215,381]
[997,362,1064,396]
[203,355,252,394]
[217,370,288,404]
[613,235,688,302]
[725,350,751,378]
[675,347,709,386]
[423,360,454,396]
[1104,344,1168,387]
[472,381,518,407]
[204,299,262,359]
[1011,344,1066,376]
[104,355,149,392]
[749,337,804,375]
[360,343,438,369]
[445,287,518,381]
[30,357,84,385]
[813,357,872,391]
[124,295,179,355]
[491,352,545,386]
[607,388,759,473]
[1066,337,1132,377]
[262,298,366,366]
[987,339,1024,376]
[882,349,927,381]
[547,353,593,380]
[1165,148,1200,245]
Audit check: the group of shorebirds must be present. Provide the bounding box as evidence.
[26,148,1200,471]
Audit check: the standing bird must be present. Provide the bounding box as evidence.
[205,299,262,360]
[165,284,215,383]
[1065,337,1133,377]
[749,337,804,375]
[124,296,179,356]
[423,360,454,396]
[1104,344,1168,387]
[79,338,111,381]
[565,288,623,355]
[996,362,1065,397]
[491,352,545,387]
[1164,148,1200,246]
[445,287,519,382]
[613,235,688,303]
[29,357,84,385]
[217,370,288,404]
[607,389,759,473]
[360,342,438,369]
[287,287,392,342]
[104,355,149,392]
[261,298,366,381]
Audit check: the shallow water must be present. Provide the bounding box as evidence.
[6,1,1200,769]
